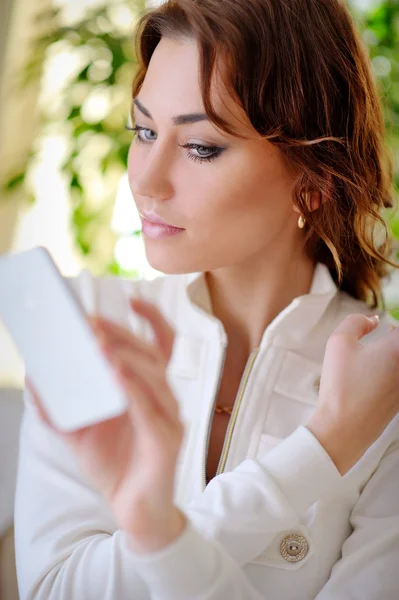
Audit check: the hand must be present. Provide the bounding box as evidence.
[307,314,399,475]
[26,297,187,549]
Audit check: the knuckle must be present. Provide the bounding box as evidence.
[329,329,349,343]
[343,313,362,326]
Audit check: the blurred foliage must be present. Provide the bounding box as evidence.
[1,0,399,281]
[352,1,399,187]
[3,0,147,277]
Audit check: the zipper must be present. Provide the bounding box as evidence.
[202,344,260,492]
[216,347,260,476]
[202,341,227,491]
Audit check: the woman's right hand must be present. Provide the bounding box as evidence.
[306,313,399,475]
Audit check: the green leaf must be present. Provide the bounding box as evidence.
[390,308,399,321]
[3,172,25,192]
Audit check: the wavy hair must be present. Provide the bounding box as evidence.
[131,0,398,309]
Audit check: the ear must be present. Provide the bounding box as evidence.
[293,189,327,214]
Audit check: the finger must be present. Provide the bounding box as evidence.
[105,344,180,424]
[118,367,183,438]
[129,298,175,362]
[115,362,165,429]
[90,316,165,366]
[329,313,380,346]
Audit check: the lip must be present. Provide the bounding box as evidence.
[139,210,184,229]
[141,218,185,240]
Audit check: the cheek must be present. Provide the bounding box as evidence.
[190,161,267,227]
[188,186,266,253]
[188,158,291,252]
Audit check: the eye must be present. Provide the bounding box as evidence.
[127,125,157,143]
[181,142,223,164]
[125,125,225,164]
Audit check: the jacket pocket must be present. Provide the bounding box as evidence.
[254,351,323,452]
[256,433,283,457]
[274,350,322,407]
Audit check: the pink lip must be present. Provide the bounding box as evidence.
[140,210,183,229]
[141,218,185,240]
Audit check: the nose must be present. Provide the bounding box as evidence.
[129,140,174,200]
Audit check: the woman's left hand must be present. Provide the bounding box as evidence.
[26,297,187,552]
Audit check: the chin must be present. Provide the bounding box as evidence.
[143,237,222,275]
[145,253,197,276]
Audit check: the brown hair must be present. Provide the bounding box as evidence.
[131,0,398,309]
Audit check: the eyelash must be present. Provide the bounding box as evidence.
[125,125,223,164]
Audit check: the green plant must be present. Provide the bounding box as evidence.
[353,0,399,224]
[3,0,399,284]
[3,0,146,276]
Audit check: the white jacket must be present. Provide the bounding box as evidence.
[14,262,399,600]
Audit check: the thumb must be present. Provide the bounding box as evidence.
[332,313,380,345]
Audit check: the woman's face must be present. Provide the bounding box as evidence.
[128,36,303,275]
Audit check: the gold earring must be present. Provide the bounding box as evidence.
[298,214,306,229]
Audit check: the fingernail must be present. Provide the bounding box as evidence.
[368,315,380,325]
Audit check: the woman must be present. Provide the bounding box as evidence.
[14,1,399,598]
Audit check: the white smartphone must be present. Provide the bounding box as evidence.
[0,246,128,431]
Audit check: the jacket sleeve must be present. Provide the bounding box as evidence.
[123,426,346,600]
[14,396,151,600]
[15,381,345,600]
[313,437,399,599]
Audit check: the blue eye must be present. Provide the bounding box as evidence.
[125,125,224,164]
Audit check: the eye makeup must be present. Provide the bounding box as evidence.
[125,124,226,164]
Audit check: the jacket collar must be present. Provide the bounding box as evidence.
[183,262,339,349]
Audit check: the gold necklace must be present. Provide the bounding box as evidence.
[215,405,233,415]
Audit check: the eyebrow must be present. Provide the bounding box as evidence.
[133,97,209,126]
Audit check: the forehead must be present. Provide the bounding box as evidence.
[139,38,205,109]
[138,36,252,134]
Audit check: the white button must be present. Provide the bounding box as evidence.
[280,533,309,562]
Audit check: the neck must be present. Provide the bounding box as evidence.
[205,251,316,355]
